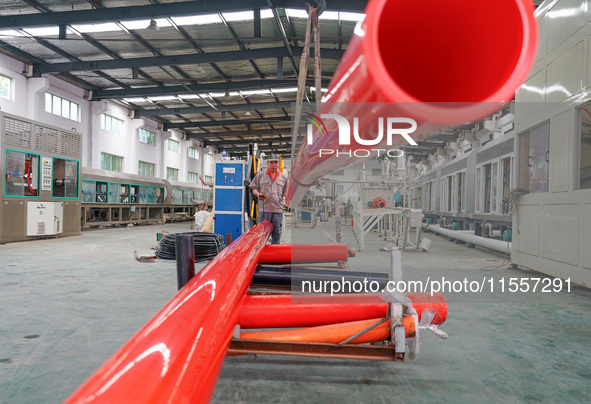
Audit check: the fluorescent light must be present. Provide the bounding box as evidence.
[241,89,271,95]
[271,87,298,93]
[148,96,178,101]
[123,97,149,103]
[208,92,226,98]
[71,22,122,33]
[172,14,222,26]
[222,11,254,22]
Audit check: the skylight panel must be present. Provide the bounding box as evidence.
[261,9,274,19]
[172,14,222,26]
[71,22,122,33]
[222,11,254,22]
[22,27,60,36]
[339,12,366,22]
[286,9,309,19]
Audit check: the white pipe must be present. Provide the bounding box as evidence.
[423,224,510,255]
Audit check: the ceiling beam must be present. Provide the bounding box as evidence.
[0,0,366,29]
[165,117,291,129]
[35,47,344,75]
[135,101,292,117]
[224,145,291,152]
[186,129,291,139]
[206,136,291,146]
[94,78,329,100]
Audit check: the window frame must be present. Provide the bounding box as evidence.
[45,92,81,122]
[139,128,156,145]
[101,152,123,172]
[166,167,179,181]
[188,147,199,159]
[167,139,180,153]
[138,160,155,177]
[0,73,12,100]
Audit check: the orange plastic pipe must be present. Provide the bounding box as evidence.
[64,222,273,404]
[259,243,350,263]
[238,292,446,328]
[240,316,416,344]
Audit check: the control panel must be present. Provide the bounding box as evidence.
[215,163,244,186]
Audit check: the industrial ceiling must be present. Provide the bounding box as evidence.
[0,0,545,159]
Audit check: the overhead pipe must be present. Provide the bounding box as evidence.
[65,222,273,404]
[237,292,447,329]
[424,224,511,255]
[287,0,538,205]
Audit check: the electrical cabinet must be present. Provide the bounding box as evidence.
[213,162,246,243]
[26,202,64,236]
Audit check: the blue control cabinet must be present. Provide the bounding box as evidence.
[213,162,245,242]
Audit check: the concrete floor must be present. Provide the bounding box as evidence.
[2,218,591,403]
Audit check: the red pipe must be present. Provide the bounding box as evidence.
[287,0,538,204]
[259,243,350,263]
[237,292,447,328]
[65,221,273,404]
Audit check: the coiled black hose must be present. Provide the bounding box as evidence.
[155,232,224,262]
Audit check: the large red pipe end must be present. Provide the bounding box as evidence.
[365,0,537,106]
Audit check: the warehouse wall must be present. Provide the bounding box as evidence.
[0,52,215,184]
[513,0,591,286]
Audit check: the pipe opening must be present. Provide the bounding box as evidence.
[376,0,526,102]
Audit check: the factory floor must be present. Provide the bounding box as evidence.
[2,218,591,404]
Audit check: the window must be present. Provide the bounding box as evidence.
[52,158,79,198]
[0,74,11,100]
[139,128,155,145]
[578,105,591,189]
[100,114,123,135]
[187,171,198,183]
[188,147,199,159]
[101,153,123,172]
[138,161,155,177]
[167,139,180,153]
[4,150,39,197]
[205,153,214,164]
[167,167,179,181]
[518,121,549,193]
[45,93,80,121]
[204,175,213,182]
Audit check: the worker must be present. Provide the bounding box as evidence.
[249,154,288,244]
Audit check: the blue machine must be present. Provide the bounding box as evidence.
[213,161,246,242]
